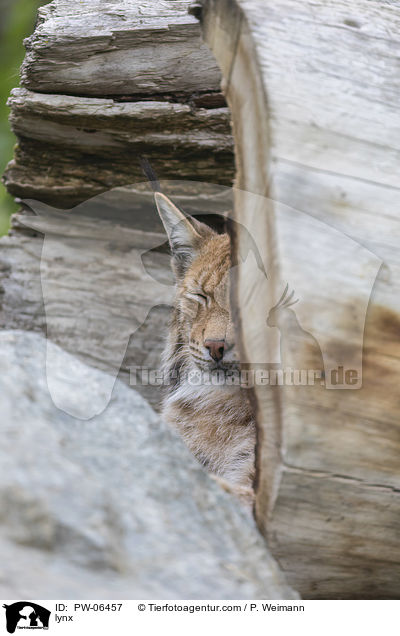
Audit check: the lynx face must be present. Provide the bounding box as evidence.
[155,192,240,375]
[154,191,256,500]
[178,234,240,372]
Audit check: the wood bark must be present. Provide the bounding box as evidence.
[4,0,234,207]
[5,87,233,207]
[0,0,234,410]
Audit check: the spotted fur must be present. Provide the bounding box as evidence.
[154,192,256,506]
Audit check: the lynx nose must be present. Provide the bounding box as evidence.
[204,339,225,362]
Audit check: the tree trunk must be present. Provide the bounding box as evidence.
[199,0,400,599]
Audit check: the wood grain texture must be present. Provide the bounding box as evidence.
[4,0,234,208]
[200,0,400,598]
[0,210,173,411]
[1,0,234,410]
[21,0,222,96]
[0,179,234,410]
[5,87,233,206]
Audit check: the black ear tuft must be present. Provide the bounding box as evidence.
[140,157,161,192]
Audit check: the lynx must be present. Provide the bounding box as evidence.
[154,190,256,506]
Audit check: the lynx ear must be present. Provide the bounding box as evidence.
[154,192,210,277]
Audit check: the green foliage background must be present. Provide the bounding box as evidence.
[0,0,46,235]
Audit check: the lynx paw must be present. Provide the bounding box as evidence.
[211,475,255,509]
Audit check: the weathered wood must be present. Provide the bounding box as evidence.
[200,0,400,598]
[0,207,173,411]
[4,0,234,208]
[22,0,222,96]
[0,180,232,412]
[0,0,234,411]
[5,87,233,206]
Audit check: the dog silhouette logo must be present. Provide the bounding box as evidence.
[2,603,50,633]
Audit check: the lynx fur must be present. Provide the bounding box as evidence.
[154,191,256,505]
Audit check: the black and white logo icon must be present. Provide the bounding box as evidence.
[2,603,50,633]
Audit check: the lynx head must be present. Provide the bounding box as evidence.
[155,192,238,373]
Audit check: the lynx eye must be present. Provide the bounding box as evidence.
[186,292,208,305]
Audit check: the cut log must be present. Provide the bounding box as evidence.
[0,0,234,410]
[4,0,234,208]
[21,0,222,96]
[5,87,233,207]
[200,0,400,599]
[0,208,173,412]
[0,183,232,413]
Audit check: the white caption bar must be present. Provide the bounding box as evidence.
[1,599,398,635]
